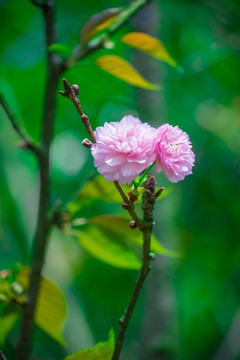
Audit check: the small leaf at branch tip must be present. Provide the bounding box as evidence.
[149,252,156,261]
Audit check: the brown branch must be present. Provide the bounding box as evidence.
[112,176,157,360]
[17,2,64,359]
[114,181,141,227]
[0,93,39,155]
[59,79,96,143]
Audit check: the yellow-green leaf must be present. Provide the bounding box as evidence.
[0,310,19,346]
[89,215,181,258]
[64,329,114,360]
[80,8,121,44]
[121,32,177,67]
[96,55,160,90]
[77,223,141,270]
[17,267,67,345]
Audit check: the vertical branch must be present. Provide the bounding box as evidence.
[112,176,157,360]
[17,2,63,360]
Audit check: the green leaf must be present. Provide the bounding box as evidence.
[67,175,130,215]
[64,329,114,360]
[77,221,141,270]
[48,43,72,57]
[121,32,177,67]
[96,55,160,90]
[17,267,67,345]
[90,215,181,258]
[133,161,156,190]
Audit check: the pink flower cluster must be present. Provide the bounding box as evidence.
[91,115,195,185]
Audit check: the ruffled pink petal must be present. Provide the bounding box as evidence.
[154,124,195,183]
[91,115,156,184]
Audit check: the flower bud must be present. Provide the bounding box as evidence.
[129,221,136,229]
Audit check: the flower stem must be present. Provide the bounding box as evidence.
[133,160,156,190]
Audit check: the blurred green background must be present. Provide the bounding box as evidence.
[1,0,240,359]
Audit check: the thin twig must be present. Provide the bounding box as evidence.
[0,93,39,155]
[0,350,7,360]
[59,80,142,227]
[112,176,157,360]
[113,181,141,227]
[59,79,96,143]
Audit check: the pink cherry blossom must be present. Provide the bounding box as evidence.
[154,124,195,183]
[91,115,157,184]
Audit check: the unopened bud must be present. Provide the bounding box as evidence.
[63,78,71,93]
[72,84,79,96]
[82,138,92,149]
[145,176,155,192]
[81,114,89,124]
[122,202,130,210]
[155,187,165,199]
[128,190,139,202]
[129,221,136,229]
